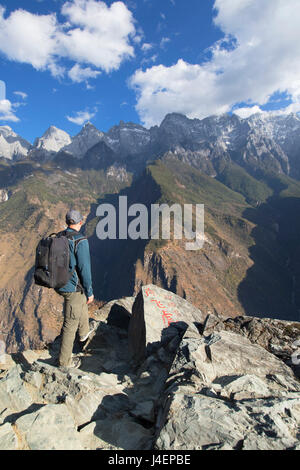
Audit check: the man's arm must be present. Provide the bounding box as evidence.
[75,238,93,299]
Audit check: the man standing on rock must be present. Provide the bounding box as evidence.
[56,210,95,370]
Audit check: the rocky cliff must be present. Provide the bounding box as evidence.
[0,285,299,450]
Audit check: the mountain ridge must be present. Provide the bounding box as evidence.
[2,111,300,180]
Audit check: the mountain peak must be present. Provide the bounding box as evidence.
[62,122,104,158]
[34,126,71,153]
[161,112,190,125]
[43,125,68,136]
[0,126,31,160]
[82,121,97,130]
[0,125,15,137]
[47,125,60,132]
[77,122,102,137]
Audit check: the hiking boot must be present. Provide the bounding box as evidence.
[70,357,81,369]
[58,356,81,371]
[79,320,98,342]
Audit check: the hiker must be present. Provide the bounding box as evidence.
[55,210,95,369]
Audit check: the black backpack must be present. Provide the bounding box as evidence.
[34,230,85,289]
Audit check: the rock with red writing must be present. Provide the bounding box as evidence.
[128,284,206,364]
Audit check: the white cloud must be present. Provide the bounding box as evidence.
[160,37,170,49]
[130,0,300,127]
[233,105,264,119]
[0,6,58,70]
[141,54,158,66]
[13,91,28,100]
[68,64,101,83]
[0,80,5,100]
[66,108,97,125]
[141,43,153,53]
[0,0,136,79]
[59,0,136,72]
[130,59,222,127]
[132,26,144,45]
[0,99,20,122]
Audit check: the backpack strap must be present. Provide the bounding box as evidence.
[62,231,87,293]
[73,235,87,254]
[58,230,87,253]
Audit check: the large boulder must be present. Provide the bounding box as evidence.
[94,296,135,330]
[128,284,206,363]
[155,326,300,450]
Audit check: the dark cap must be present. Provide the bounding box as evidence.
[66,210,84,225]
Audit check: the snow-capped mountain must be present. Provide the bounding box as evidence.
[104,120,151,155]
[1,112,300,179]
[0,126,31,160]
[150,112,300,178]
[247,112,300,141]
[155,111,300,151]
[62,122,104,159]
[33,126,72,153]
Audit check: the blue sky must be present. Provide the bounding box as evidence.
[0,0,299,142]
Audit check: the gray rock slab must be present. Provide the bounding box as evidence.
[156,323,300,450]
[15,404,83,450]
[156,393,300,450]
[79,414,153,450]
[168,328,300,395]
[0,366,33,414]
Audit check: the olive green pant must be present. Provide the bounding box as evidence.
[58,291,89,367]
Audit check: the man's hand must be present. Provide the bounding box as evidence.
[87,295,94,305]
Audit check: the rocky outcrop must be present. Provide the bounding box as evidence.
[204,314,300,376]
[128,285,207,363]
[0,285,299,450]
[156,326,300,450]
